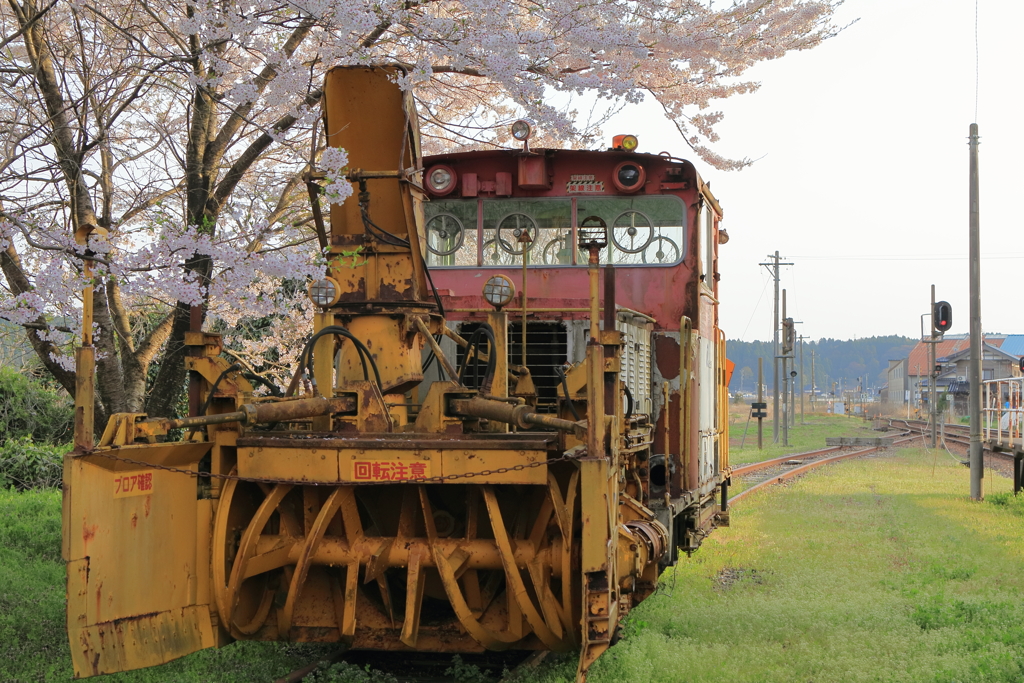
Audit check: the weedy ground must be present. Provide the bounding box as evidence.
[5,446,1024,682]
[727,411,881,465]
[548,446,1024,683]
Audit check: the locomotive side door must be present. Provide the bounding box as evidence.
[696,202,720,490]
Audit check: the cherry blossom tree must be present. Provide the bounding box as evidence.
[0,0,841,424]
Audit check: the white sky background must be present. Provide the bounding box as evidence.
[605,0,1023,343]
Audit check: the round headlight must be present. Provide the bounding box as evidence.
[612,161,646,193]
[308,277,341,308]
[426,165,456,195]
[482,274,516,310]
[510,119,533,141]
[618,166,640,185]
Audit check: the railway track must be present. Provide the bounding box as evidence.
[728,433,919,505]
[275,648,542,683]
[892,418,1016,459]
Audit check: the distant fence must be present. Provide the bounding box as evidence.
[982,377,1024,450]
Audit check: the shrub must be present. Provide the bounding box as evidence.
[0,437,65,490]
[0,367,73,444]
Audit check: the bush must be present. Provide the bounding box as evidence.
[0,367,73,444]
[0,437,65,490]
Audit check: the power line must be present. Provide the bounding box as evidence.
[738,272,772,341]
[787,254,1024,262]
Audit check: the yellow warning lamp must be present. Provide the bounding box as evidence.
[612,134,638,151]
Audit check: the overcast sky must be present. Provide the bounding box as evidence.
[608,0,1022,343]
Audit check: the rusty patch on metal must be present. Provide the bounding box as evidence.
[82,521,98,556]
[337,281,367,302]
[377,281,415,301]
[654,335,680,379]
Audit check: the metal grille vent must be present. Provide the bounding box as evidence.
[457,321,568,413]
[617,316,652,416]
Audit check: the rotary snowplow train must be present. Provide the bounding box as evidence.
[62,66,733,680]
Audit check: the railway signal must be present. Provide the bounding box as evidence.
[933,301,952,333]
[782,317,795,354]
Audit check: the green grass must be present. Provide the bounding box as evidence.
[6,447,1024,682]
[546,447,1024,683]
[0,488,343,683]
[729,412,882,465]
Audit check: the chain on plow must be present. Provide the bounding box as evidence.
[83,449,586,487]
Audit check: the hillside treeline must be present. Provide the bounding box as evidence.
[726,335,916,394]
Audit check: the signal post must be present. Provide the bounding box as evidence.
[924,288,953,449]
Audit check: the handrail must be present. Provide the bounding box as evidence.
[680,316,693,491]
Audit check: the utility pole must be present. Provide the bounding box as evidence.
[757,357,764,449]
[760,251,793,443]
[930,285,937,449]
[781,289,789,447]
[969,123,984,501]
[810,349,816,413]
[790,342,797,429]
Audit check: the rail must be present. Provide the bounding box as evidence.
[728,434,917,505]
[896,417,1018,456]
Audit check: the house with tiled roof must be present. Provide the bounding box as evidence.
[886,333,1024,411]
[940,343,1019,412]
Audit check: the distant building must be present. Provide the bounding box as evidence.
[886,333,1024,414]
[942,343,1020,413]
[997,334,1024,368]
[896,334,971,410]
[883,358,909,407]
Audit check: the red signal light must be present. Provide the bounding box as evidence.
[933,301,952,333]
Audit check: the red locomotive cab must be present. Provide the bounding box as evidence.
[423,136,730,546]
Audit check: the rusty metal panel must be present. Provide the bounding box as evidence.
[344,447,434,482]
[238,445,342,481]
[441,449,547,485]
[68,463,198,624]
[67,558,88,630]
[66,446,214,677]
[323,67,412,238]
[697,334,716,487]
[70,606,215,677]
[79,442,212,472]
[517,155,550,189]
[195,500,213,607]
[237,444,551,485]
